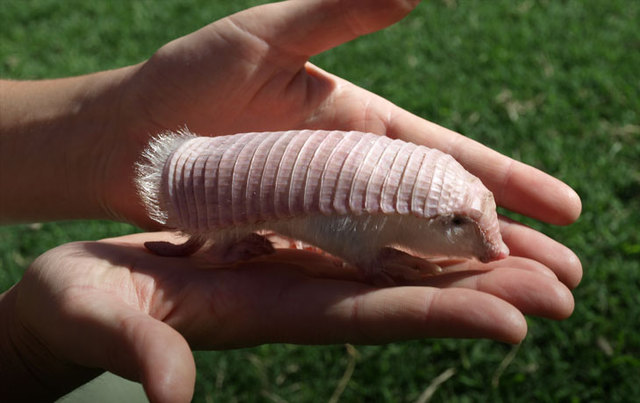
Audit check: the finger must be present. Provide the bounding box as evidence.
[304,70,582,225]
[436,255,559,280]
[499,217,583,288]
[389,108,582,225]
[224,0,420,58]
[178,265,527,346]
[62,298,196,403]
[434,218,583,289]
[261,277,528,344]
[412,268,575,320]
[113,312,196,403]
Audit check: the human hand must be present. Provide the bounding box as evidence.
[0,1,581,288]
[1,231,574,402]
[105,0,581,224]
[105,0,581,286]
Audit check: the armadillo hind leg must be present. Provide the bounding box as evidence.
[144,236,206,257]
[201,232,276,264]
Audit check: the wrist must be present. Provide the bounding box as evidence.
[0,65,146,225]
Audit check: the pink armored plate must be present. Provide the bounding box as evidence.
[136,129,509,280]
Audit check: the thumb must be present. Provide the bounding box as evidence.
[110,312,196,403]
[220,0,421,57]
[59,300,196,403]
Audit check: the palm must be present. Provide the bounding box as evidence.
[11,230,573,399]
[111,3,580,287]
[128,32,348,136]
[105,1,582,288]
[17,231,572,368]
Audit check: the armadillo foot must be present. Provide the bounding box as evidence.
[205,233,276,263]
[374,247,443,283]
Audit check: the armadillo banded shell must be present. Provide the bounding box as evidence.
[159,130,478,231]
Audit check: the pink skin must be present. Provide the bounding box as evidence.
[3,231,574,400]
[0,1,582,401]
[138,130,510,277]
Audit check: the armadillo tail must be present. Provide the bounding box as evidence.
[144,236,205,257]
[135,128,195,225]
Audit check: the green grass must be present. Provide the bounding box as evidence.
[2,0,639,401]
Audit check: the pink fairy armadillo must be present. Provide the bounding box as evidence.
[136,129,509,279]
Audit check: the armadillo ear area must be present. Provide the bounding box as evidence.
[393,214,493,262]
[135,130,196,225]
[445,215,506,263]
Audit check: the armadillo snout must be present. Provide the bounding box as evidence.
[464,187,509,262]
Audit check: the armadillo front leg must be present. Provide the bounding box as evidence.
[374,247,443,282]
[317,242,443,285]
[273,215,442,284]
[336,246,443,285]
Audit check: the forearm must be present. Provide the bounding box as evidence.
[0,286,102,400]
[0,67,138,224]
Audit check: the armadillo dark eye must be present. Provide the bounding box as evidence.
[451,216,464,226]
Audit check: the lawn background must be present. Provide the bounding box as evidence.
[1,0,639,401]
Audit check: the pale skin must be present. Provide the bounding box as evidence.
[0,1,582,402]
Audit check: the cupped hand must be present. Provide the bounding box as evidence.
[98,0,581,286]
[7,231,574,402]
